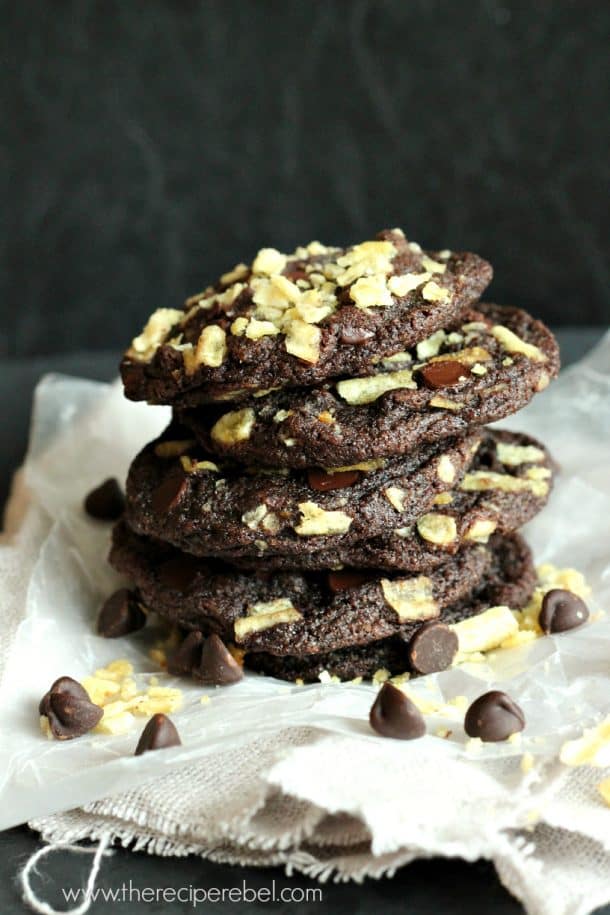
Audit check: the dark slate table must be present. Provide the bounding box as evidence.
[1,328,607,915]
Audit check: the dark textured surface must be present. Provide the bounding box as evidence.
[2,2,610,360]
[0,330,605,914]
[124,432,478,557]
[177,303,560,465]
[120,234,492,402]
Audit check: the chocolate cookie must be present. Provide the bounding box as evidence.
[124,431,480,558]
[177,303,559,469]
[247,532,535,681]
[110,520,514,657]
[204,429,553,571]
[121,229,492,405]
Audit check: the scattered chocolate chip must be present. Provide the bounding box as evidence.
[151,471,187,514]
[328,570,375,592]
[134,713,181,755]
[369,682,426,740]
[339,326,375,345]
[539,589,589,634]
[408,622,459,674]
[193,634,244,686]
[166,631,204,676]
[158,555,199,592]
[39,676,103,740]
[420,360,469,389]
[84,478,125,521]
[464,690,525,742]
[97,588,147,638]
[307,468,360,491]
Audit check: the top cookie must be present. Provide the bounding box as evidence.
[121,229,492,405]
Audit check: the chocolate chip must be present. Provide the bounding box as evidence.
[339,326,375,345]
[166,631,204,676]
[369,682,426,740]
[193,634,244,686]
[539,589,589,634]
[39,676,103,740]
[464,690,525,742]
[158,555,199,592]
[328,570,375,593]
[420,360,469,389]
[408,622,458,674]
[134,713,181,755]
[84,478,125,521]
[97,588,147,638]
[151,471,187,514]
[307,469,360,491]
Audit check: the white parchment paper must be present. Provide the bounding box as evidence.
[0,335,609,832]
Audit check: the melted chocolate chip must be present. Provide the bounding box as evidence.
[97,588,147,638]
[166,631,204,676]
[539,589,589,634]
[420,360,469,389]
[464,690,525,742]
[369,682,426,740]
[158,555,199,592]
[151,471,187,514]
[134,713,181,755]
[307,469,360,491]
[84,478,125,521]
[328,570,375,593]
[39,676,103,740]
[193,634,244,686]
[408,622,458,674]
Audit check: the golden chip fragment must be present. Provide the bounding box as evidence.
[492,325,546,362]
[385,486,407,512]
[234,598,302,640]
[388,271,432,297]
[294,502,352,536]
[496,443,545,466]
[416,513,457,546]
[349,275,393,309]
[336,369,416,405]
[154,439,197,458]
[183,324,227,373]
[380,576,438,621]
[421,281,449,303]
[464,518,497,542]
[284,319,321,363]
[437,455,456,483]
[429,396,463,411]
[128,308,183,361]
[210,408,256,446]
[416,329,446,360]
[180,456,220,473]
[220,262,249,285]
[460,470,549,498]
[245,318,281,340]
[252,247,287,275]
[450,606,518,654]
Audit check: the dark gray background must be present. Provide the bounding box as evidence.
[2,0,609,359]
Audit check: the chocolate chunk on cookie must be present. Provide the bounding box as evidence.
[124,431,480,559]
[203,429,554,571]
[110,520,511,657]
[245,532,535,682]
[121,229,491,405]
[177,303,559,468]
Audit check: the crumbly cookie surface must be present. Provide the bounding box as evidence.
[121,229,492,404]
[124,431,480,558]
[176,303,559,467]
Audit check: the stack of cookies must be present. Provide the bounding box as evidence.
[109,229,560,683]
